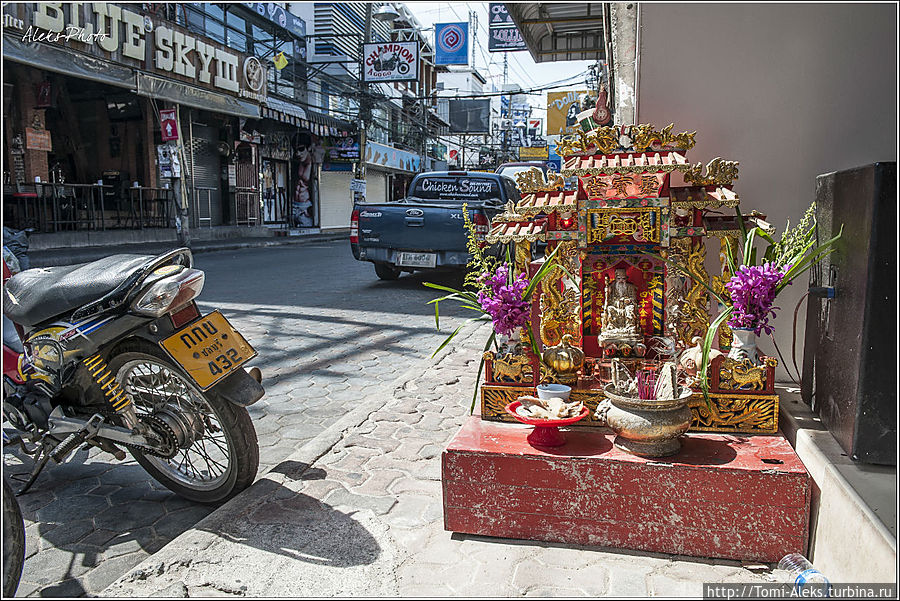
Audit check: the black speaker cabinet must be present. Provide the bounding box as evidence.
[802,162,896,465]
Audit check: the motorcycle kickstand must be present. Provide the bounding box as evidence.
[14,443,52,496]
[14,414,105,496]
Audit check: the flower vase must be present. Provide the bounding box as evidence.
[727,328,759,365]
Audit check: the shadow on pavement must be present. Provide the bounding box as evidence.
[4,445,212,597]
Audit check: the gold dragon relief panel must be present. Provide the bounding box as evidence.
[688,393,779,434]
[480,385,608,426]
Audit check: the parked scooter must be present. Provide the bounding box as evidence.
[2,248,262,503]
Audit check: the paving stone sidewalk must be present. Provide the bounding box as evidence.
[103,322,789,597]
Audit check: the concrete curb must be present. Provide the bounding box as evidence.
[28,231,349,267]
[115,320,483,557]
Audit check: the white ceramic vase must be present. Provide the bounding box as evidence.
[728,328,759,364]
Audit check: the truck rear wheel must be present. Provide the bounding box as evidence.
[374,262,401,280]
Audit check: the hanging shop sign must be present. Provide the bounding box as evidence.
[487,4,526,52]
[362,41,418,83]
[159,109,179,141]
[365,141,421,173]
[434,22,469,66]
[519,146,549,160]
[243,2,305,38]
[25,127,52,151]
[12,3,266,102]
[325,138,360,162]
[547,90,589,136]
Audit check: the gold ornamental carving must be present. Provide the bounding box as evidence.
[539,241,581,348]
[555,123,696,157]
[688,393,779,434]
[481,385,533,422]
[718,356,777,391]
[514,240,531,276]
[484,351,534,384]
[514,168,564,193]
[710,234,738,348]
[588,208,661,244]
[667,238,710,346]
[683,157,740,187]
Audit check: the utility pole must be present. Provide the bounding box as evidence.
[356,4,373,203]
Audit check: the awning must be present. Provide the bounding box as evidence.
[262,96,307,124]
[505,4,607,64]
[135,72,260,119]
[3,33,135,90]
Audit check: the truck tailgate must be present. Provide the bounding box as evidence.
[357,203,475,251]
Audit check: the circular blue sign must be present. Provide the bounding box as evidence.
[438,24,465,53]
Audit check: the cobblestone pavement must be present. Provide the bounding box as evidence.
[4,242,471,597]
[102,322,787,597]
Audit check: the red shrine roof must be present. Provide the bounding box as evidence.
[486,220,547,243]
[516,190,579,215]
[563,152,688,173]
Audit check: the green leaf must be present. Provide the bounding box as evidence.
[526,324,540,356]
[743,227,757,267]
[698,307,733,407]
[776,225,842,293]
[735,205,748,243]
[433,296,440,329]
[470,331,497,414]
[723,237,737,275]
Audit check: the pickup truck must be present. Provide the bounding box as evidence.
[350,171,518,280]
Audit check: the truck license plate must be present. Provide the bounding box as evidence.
[160,311,257,390]
[397,252,436,268]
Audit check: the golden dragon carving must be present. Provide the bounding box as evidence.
[539,241,581,348]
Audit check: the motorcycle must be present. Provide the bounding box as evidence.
[373,51,409,74]
[2,248,263,504]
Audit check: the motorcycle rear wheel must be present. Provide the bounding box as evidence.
[108,341,259,504]
[2,477,25,598]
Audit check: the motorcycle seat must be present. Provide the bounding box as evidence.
[3,254,156,328]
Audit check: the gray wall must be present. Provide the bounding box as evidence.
[635,3,897,379]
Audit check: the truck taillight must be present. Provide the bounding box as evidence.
[350,209,359,244]
[474,212,489,247]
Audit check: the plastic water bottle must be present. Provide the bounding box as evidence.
[778,553,831,596]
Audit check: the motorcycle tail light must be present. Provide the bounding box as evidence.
[132,269,205,317]
[170,301,200,330]
[350,209,359,244]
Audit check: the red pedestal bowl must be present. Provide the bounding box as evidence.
[504,401,590,447]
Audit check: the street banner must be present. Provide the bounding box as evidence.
[546,90,588,136]
[363,42,419,83]
[519,146,549,160]
[488,3,526,52]
[159,109,179,141]
[435,22,469,65]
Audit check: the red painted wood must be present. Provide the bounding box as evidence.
[442,416,810,561]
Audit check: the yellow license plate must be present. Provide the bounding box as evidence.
[160,311,257,390]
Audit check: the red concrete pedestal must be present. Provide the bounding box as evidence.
[442,416,810,562]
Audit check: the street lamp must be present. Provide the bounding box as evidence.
[373,3,400,22]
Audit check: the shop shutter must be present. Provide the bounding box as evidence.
[185,124,222,226]
[319,170,352,230]
[367,170,387,205]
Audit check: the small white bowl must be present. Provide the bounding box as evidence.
[536,384,571,401]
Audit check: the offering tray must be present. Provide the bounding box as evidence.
[504,401,590,447]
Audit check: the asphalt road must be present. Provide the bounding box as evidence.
[4,241,471,597]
